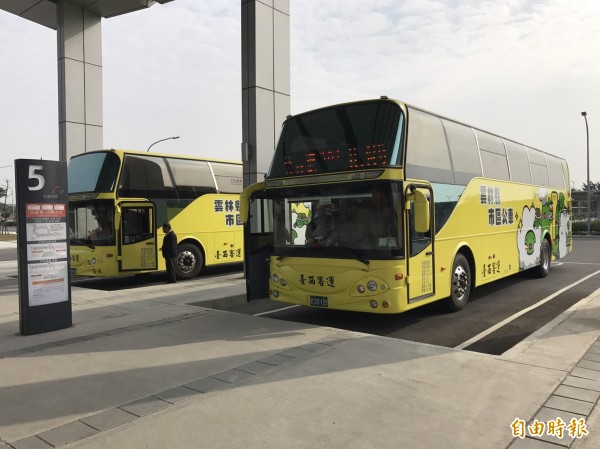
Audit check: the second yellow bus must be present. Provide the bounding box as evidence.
[68,149,243,279]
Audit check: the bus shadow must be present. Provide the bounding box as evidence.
[262,270,538,349]
[72,263,243,291]
[467,270,533,304]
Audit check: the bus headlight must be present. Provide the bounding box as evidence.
[272,273,279,283]
[357,285,366,294]
[88,257,97,265]
[272,290,280,298]
[367,280,378,291]
[280,278,287,287]
[370,300,378,308]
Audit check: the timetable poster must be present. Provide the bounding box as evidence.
[16,159,72,335]
[27,261,69,306]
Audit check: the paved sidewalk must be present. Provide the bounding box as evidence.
[0,258,599,448]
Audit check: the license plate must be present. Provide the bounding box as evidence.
[309,296,328,307]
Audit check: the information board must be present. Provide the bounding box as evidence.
[16,159,72,335]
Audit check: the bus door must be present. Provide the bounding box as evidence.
[244,189,274,301]
[117,202,158,272]
[406,184,435,302]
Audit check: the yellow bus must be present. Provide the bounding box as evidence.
[68,149,243,279]
[241,98,572,313]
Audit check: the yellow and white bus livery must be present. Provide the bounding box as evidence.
[68,149,243,279]
[240,98,572,313]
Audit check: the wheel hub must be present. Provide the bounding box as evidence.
[453,266,469,300]
[177,251,196,273]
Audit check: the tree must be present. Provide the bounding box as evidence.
[1,179,10,235]
[0,204,10,230]
[580,181,600,192]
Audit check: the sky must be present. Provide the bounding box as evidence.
[0,0,599,197]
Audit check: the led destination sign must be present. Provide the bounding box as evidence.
[282,144,389,176]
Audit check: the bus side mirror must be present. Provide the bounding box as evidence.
[239,182,266,224]
[414,189,430,233]
[114,204,122,231]
[240,194,249,223]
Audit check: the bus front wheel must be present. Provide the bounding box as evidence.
[536,239,551,278]
[176,243,203,279]
[447,253,471,312]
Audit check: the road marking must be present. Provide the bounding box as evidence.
[254,304,300,316]
[562,261,600,266]
[454,268,600,350]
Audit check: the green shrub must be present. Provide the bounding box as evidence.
[572,221,600,234]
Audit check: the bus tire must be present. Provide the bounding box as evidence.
[176,243,203,279]
[447,253,471,312]
[536,239,551,278]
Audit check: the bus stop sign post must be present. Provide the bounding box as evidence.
[16,159,72,335]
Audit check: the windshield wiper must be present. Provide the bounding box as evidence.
[340,247,370,269]
[274,255,287,266]
[69,238,95,250]
[308,244,370,270]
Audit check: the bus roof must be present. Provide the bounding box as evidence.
[70,149,242,166]
[284,97,566,164]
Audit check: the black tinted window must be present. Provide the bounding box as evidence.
[269,101,403,177]
[68,152,120,193]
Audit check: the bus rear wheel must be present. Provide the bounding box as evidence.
[176,243,203,279]
[447,253,471,312]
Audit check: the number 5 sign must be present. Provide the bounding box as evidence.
[27,165,46,191]
[15,159,72,335]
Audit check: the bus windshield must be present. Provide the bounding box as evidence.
[268,100,403,178]
[68,152,121,193]
[273,182,403,260]
[69,200,115,246]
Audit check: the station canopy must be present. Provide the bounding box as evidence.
[0,0,173,29]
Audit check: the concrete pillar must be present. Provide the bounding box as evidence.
[57,0,103,162]
[241,0,290,186]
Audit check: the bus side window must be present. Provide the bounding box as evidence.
[119,156,167,197]
[123,208,152,244]
[167,158,216,199]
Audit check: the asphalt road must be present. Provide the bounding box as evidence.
[0,247,16,262]
[70,262,244,290]
[2,237,598,356]
[229,237,600,355]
